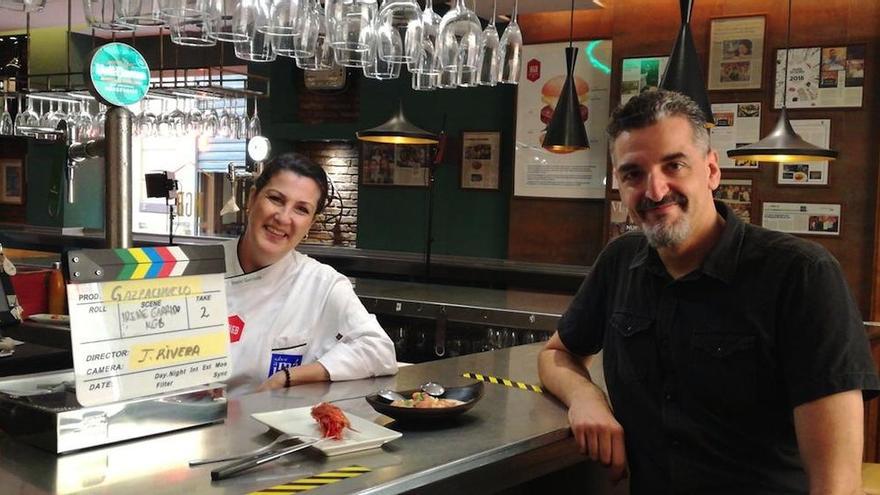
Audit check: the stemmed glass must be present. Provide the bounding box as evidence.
[235,105,248,140]
[0,98,13,135]
[329,0,376,67]
[377,0,421,64]
[73,101,94,142]
[202,103,219,137]
[233,0,276,62]
[92,104,108,139]
[262,0,304,36]
[218,98,233,138]
[477,0,499,86]
[364,19,401,80]
[208,0,248,42]
[187,98,204,136]
[247,99,261,139]
[296,0,334,71]
[168,97,188,136]
[436,0,482,75]
[139,100,157,137]
[15,95,38,135]
[498,0,521,84]
[411,39,437,90]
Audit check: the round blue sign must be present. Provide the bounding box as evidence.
[87,43,150,107]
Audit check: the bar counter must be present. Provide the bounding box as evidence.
[0,344,613,495]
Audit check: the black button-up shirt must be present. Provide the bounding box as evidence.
[558,201,880,495]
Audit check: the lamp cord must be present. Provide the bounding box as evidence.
[569,0,575,49]
[782,0,792,110]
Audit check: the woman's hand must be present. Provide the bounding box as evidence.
[257,370,288,392]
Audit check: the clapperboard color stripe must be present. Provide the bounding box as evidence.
[67,245,226,283]
[462,372,543,393]
[249,465,371,494]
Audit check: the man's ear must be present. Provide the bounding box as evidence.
[706,149,721,190]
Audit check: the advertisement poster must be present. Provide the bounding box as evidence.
[620,56,668,105]
[713,179,753,223]
[708,16,765,90]
[514,40,612,199]
[709,102,761,169]
[608,199,639,241]
[777,119,831,185]
[774,45,864,108]
[762,202,841,236]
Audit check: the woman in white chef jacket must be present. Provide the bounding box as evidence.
[223,153,397,396]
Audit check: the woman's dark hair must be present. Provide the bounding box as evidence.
[253,152,329,215]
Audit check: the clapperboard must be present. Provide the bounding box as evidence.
[66,245,230,406]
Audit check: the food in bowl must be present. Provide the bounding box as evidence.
[391,392,465,409]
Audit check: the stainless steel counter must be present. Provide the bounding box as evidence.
[0,344,610,495]
[354,278,573,331]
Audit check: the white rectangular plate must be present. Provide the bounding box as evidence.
[251,406,402,456]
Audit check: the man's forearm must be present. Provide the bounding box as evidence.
[538,347,606,407]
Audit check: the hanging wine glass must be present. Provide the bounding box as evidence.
[217,98,233,138]
[83,0,135,32]
[0,0,47,13]
[168,97,187,136]
[169,14,216,46]
[261,0,304,36]
[202,102,219,137]
[235,104,248,140]
[157,0,207,19]
[92,103,108,139]
[187,98,204,136]
[435,0,481,74]
[116,0,164,27]
[296,1,333,71]
[290,0,320,58]
[498,0,522,84]
[270,34,297,57]
[247,99,261,139]
[330,0,376,67]
[233,0,276,62]
[376,0,421,64]
[207,0,247,42]
[364,18,401,80]
[411,41,438,91]
[477,0,499,86]
[139,99,157,137]
[437,67,459,89]
[0,98,13,135]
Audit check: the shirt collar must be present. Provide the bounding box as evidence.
[629,200,745,283]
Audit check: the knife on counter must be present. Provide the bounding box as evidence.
[211,438,322,481]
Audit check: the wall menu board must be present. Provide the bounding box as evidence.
[774,45,865,108]
[66,246,230,406]
[514,40,612,199]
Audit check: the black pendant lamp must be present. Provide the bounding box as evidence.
[357,101,439,145]
[659,0,714,127]
[727,0,838,163]
[542,0,589,152]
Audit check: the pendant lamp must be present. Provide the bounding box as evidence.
[542,0,589,152]
[659,0,714,127]
[727,0,838,163]
[357,101,439,145]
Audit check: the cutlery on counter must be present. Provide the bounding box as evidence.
[189,433,311,466]
[210,438,323,480]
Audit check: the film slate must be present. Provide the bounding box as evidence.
[66,245,230,406]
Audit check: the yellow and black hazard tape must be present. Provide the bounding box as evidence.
[462,372,543,393]
[249,465,371,494]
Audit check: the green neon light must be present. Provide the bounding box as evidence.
[585,41,611,74]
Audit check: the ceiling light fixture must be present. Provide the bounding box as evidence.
[727,0,838,163]
[357,101,439,145]
[542,0,589,152]
[659,0,714,126]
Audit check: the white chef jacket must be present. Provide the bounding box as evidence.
[222,238,397,397]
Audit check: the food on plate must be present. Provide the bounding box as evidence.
[793,171,807,181]
[390,391,465,409]
[311,402,352,440]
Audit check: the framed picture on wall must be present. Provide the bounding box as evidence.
[774,45,865,108]
[0,159,24,205]
[620,56,669,105]
[713,179,754,223]
[762,202,841,237]
[360,141,432,187]
[708,15,766,91]
[460,131,500,190]
[776,119,831,186]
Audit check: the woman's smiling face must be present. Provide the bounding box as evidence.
[241,170,321,270]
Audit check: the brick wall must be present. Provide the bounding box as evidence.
[296,142,359,247]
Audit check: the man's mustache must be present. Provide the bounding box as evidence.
[637,193,687,213]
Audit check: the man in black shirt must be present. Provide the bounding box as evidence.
[537,89,879,494]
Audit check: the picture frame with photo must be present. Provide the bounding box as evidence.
[0,159,24,205]
[460,131,501,190]
[708,15,766,91]
[713,179,754,223]
[776,119,831,186]
[360,141,432,187]
[774,44,865,109]
[761,202,841,237]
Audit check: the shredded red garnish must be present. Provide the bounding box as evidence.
[310,402,351,440]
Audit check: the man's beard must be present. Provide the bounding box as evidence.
[637,193,691,248]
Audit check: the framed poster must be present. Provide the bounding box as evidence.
[762,202,841,237]
[0,159,24,205]
[708,15,766,90]
[360,142,431,187]
[773,45,865,108]
[620,56,668,105]
[460,131,501,190]
[713,179,753,223]
[709,102,761,169]
[776,119,831,186]
[514,39,612,199]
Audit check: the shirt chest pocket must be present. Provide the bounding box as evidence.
[608,312,657,384]
[690,333,757,409]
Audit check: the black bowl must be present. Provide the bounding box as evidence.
[365,381,484,421]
